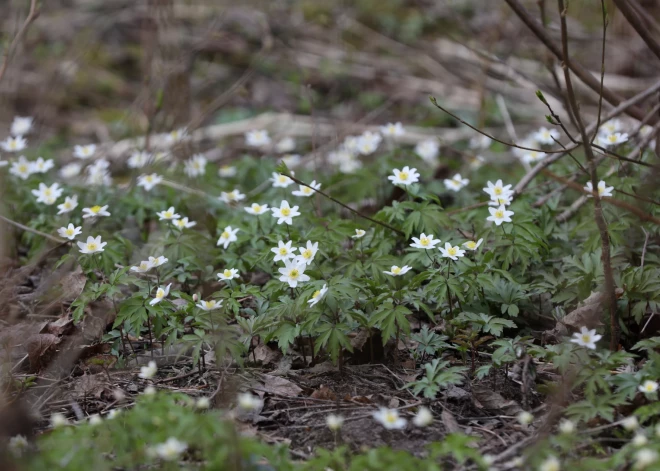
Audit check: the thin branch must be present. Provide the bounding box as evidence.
[0,214,66,244]
[504,0,652,123]
[429,96,575,154]
[282,173,405,236]
[591,0,608,144]
[612,0,660,61]
[557,0,619,351]
[0,0,39,83]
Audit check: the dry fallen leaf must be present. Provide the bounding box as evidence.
[472,386,523,416]
[257,374,302,397]
[310,385,337,401]
[441,409,461,433]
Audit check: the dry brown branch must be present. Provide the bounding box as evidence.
[612,0,660,61]
[0,215,66,244]
[557,0,618,350]
[0,0,39,84]
[504,0,653,124]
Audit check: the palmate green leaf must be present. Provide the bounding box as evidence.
[369,302,411,345]
[314,323,353,364]
[270,322,299,354]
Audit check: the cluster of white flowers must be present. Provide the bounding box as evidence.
[596,118,629,148]
[130,255,168,274]
[482,180,515,226]
[512,126,559,165]
[184,154,207,178]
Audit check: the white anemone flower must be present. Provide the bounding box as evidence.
[352,229,366,239]
[308,284,328,307]
[137,173,162,191]
[11,116,33,136]
[634,448,659,469]
[570,326,602,350]
[584,180,613,198]
[380,122,405,138]
[57,195,78,215]
[278,260,310,288]
[271,240,296,262]
[245,129,271,148]
[383,265,412,276]
[218,165,237,177]
[8,434,28,457]
[153,437,187,461]
[412,407,433,427]
[487,205,514,226]
[173,217,196,230]
[326,413,344,431]
[275,136,295,153]
[410,233,441,250]
[291,180,321,197]
[1,135,27,152]
[598,132,628,148]
[295,240,319,265]
[127,151,152,169]
[462,239,483,251]
[9,156,34,180]
[444,174,469,192]
[270,172,295,188]
[639,380,659,394]
[184,154,207,177]
[539,455,560,471]
[244,203,269,215]
[271,200,300,225]
[130,260,153,273]
[415,139,439,163]
[77,235,107,254]
[33,157,54,173]
[439,242,466,261]
[219,189,246,204]
[82,205,111,218]
[59,162,82,179]
[217,226,239,249]
[372,408,406,430]
[483,180,513,200]
[387,166,420,186]
[32,182,63,205]
[148,255,168,268]
[217,268,240,281]
[237,392,263,411]
[57,224,82,240]
[533,127,560,145]
[156,206,180,220]
[73,144,96,159]
[165,128,187,145]
[197,299,223,311]
[149,284,172,306]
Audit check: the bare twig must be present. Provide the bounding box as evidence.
[504,0,652,123]
[0,214,66,244]
[557,0,619,350]
[0,0,39,84]
[612,0,660,61]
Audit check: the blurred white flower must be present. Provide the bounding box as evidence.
[58,224,82,240]
[469,135,491,150]
[308,284,328,307]
[487,205,514,226]
[217,226,239,249]
[292,180,321,197]
[218,165,237,177]
[275,136,295,153]
[139,361,158,379]
[443,174,469,192]
[373,408,406,430]
[184,154,207,177]
[165,128,187,145]
[533,127,560,145]
[245,129,271,148]
[77,235,107,254]
[380,122,405,138]
[598,132,628,148]
[1,135,27,152]
[59,162,82,179]
[570,326,602,350]
[387,166,419,186]
[326,413,344,431]
[82,205,111,218]
[271,200,300,225]
[237,392,263,411]
[9,156,34,180]
[244,203,269,215]
[270,172,294,188]
[584,180,613,198]
[639,380,659,394]
[128,151,152,169]
[153,437,187,461]
[32,182,63,205]
[156,206,180,220]
[73,144,96,159]
[137,173,162,191]
[10,116,33,136]
[173,217,196,230]
[219,189,246,204]
[33,157,54,173]
[383,265,411,276]
[217,268,240,281]
[412,406,433,427]
[8,435,28,457]
[415,139,439,163]
[149,284,171,306]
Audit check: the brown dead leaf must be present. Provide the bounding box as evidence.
[387,397,400,408]
[72,374,112,400]
[441,409,461,433]
[26,333,60,372]
[58,267,87,303]
[253,344,281,366]
[310,385,337,401]
[350,329,369,351]
[345,394,372,404]
[472,386,523,416]
[42,317,73,336]
[257,375,302,397]
[549,288,624,336]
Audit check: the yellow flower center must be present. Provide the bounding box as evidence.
[494,187,502,195]
[87,243,97,251]
[44,188,52,196]
[145,175,153,182]
[253,204,261,212]
[65,228,74,236]
[221,231,229,239]
[228,192,236,199]
[9,141,17,150]
[140,263,149,270]
[399,172,408,180]
[392,267,401,274]
[645,384,654,392]
[164,211,172,218]
[223,269,232,278]
[608,135,617,142]
[279,248,288,255]
[205,301,214,308]
[420,237,429,246]
[466,241,476,249]
[289,269,299,279]
[312,290,321,299]
[156,289,165,299]
[384,412,397,424]
[18,165,27,172]
[448,247,457,256]
[281,208,291,216]
[581,334,590,343]
[91,205,101,213]
[302,249,312,258]
[278,176,287,183]
[175,220,184,227]
[303,187,312,194]
[64,202,71,208]
[495,210,504,218]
